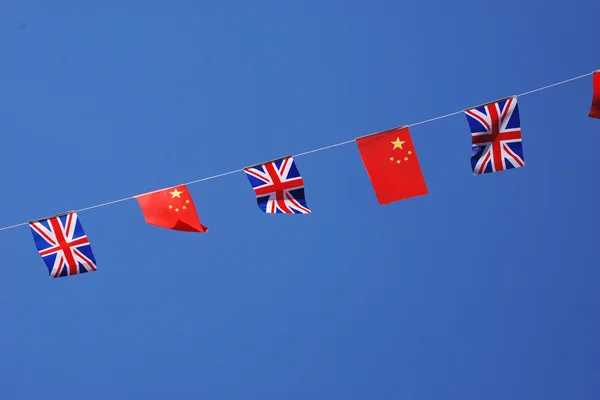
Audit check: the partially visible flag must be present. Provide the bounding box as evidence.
[29,212,97,279]
[355,127,428,204]
[136,185,208,232]
[244,155,311,214]
[589,70,600,119]
[465,96,525,175]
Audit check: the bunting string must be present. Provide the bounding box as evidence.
[0,70,595,233]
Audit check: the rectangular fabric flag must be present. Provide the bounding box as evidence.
[135,184,208,232]
[29,212,97,279]
[589,70,600,119]
[355,127,428,204]
[465,95,524,175]
[243,155,311,214]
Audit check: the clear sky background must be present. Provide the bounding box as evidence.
[1,1,599,399]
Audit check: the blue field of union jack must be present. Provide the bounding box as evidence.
[465,96,525,175]
[243,156,311,214]
[29,212,97,278]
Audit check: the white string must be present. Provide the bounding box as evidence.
[1,70,595,232]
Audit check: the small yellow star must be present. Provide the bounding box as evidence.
[391,137,405,150]
[169,188,183,198]
[175,208,179,212]
[185,199,190,203]
[396,160,401,164]
[390,156,394,161]
[169,205,173,209]
[182,206,187,210]
[404,157,409,161]
[408,150,413,155]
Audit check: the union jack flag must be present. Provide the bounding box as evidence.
[243,155,311,214]
[465,96,525,175]
[29,212,97,279]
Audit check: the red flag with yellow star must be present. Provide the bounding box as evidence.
[135,185,208,232]
[356,127,428,204]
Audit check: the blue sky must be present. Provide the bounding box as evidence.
[1,1,599,399]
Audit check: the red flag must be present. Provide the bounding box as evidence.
[135,185,208,232]
[356,127,428,204]
[590,70,600,119]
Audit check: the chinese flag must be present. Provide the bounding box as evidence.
[589,70,600,119]
[135,185,208,232]
[356,127,428,204]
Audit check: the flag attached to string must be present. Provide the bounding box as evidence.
[589,70,600,119]
[243,155,311,214]
[136,185,208,232]
[465,96,525,175]
[29,212,98,279]
[355,127,428,204]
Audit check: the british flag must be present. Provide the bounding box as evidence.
[243,155,311,214]
[29,212,97,279]
[465,96,525,175]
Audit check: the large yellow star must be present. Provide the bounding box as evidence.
[391,137,405,150]
[169,188,183,198]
